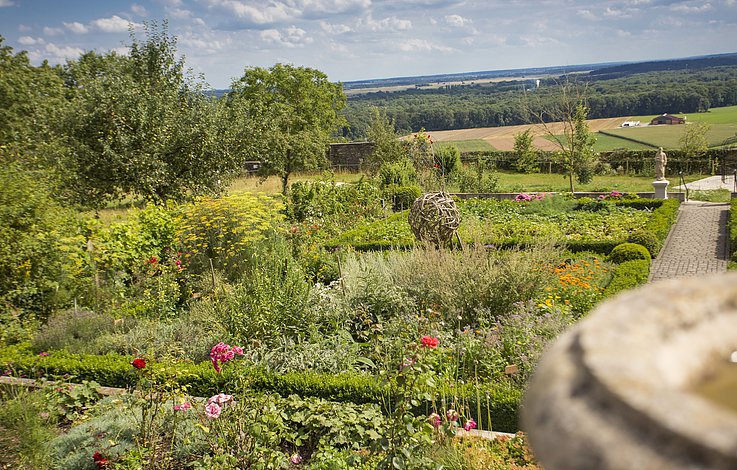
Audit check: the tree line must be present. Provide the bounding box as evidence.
[1,22,346,207]
[344,67,737,137]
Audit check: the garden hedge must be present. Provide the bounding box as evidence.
[326,199,680,257]
[0,344,521,433]
[730,199,737,262]
[602,259,651,297]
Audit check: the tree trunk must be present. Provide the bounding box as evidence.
[281,173,289,195]
[568,173,575,193]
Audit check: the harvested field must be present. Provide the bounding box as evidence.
[425,117,633,151]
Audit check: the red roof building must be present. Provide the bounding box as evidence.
[650,113,686,125]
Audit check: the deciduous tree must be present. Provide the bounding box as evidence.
[227,63,346,194]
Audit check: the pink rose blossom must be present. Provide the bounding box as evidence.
[205,402,222,419]
[464,418,477,431]
[290,454,303,465]
[428,413,441,428]
[208,393,234,406]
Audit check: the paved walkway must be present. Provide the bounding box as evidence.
[675,175,737,191]
[649,201,730,282]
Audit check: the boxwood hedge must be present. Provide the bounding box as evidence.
[0,344,521,433]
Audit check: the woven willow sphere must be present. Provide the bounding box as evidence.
[408,192,461,247]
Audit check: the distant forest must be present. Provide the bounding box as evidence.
[343,56,737,138]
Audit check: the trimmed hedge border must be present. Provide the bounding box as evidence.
[730,199,737,262]
[327,199,680,256]
[603,259,651,297]
[0,344,521,433]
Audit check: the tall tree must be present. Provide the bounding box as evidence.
[679,121,711,157]
[528,81,597,192]
[513,128,538,173]
[364,106,405,175]
[227,63,347,194]
[62,22,241,206]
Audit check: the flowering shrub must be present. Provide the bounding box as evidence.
[514,193,547,202]
[210,342,244,373]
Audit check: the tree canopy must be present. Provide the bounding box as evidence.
[61,23,244,206]
[227,63,347,194]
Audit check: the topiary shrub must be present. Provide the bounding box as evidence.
[608,243,651,264]
[383,184,422,212]
[626,230,661,257]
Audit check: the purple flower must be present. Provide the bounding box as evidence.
[290,454,303,465]
[38,352,50,357]
[428,413,441,428]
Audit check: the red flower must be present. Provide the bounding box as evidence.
[147,256,158,264]
[420,336,439,348]
[92,452,104,462]
[95,458,110,469]
[131,358,146,369]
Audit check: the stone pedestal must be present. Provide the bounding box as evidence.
[522,273,737,470]
[652,179,670,199]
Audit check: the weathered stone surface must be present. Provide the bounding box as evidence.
[523,273,737,470]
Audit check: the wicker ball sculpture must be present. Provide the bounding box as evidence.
[408,192,461,248]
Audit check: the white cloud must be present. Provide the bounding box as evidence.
[260,26,313,47]
[34,42,84,63]
[397,38,454,53]
[18,24,32,32]
[43,26,63,36]
[726,0,736,6]
[577,9,597,21]
[131,3,147,16]
[18,36,44,45]
[0,0,14,6]
[320,21,352,34]
[207,0,295,24]
[364,16,412,32]
[671,2,713,13]
[64,21,89,34]
[90,15,142,33]
[444,14,471,27]
[604,7,633,18]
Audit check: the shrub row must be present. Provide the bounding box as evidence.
[0,344,521,433]
[326,199,677,257]
[602,259,651,298]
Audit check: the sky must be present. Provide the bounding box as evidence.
[1,0,737,88]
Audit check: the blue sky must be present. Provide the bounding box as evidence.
[1,0,736,88]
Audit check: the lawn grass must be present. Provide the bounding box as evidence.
[593,133,653,151]
[228,170,367,195]
[434,139,496,152]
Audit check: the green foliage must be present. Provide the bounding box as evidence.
[679,122,711,158]
[455,160,499,193]
[364,107,406,175]
[228,63,347,194]
[286,177,383,230]
[175,193,283,278]
[513,129,539,173]
[378,158,418,188]
[0,344,522,433]
[62,23,242,206]
[603,259,651,297]
[608,243,651,263]
[434,145,462,176]
[190,237,313,344]
[0,388,58,469]
[383,185,422,212]
[626,230,661,257]
[0,160,82,324]
[730,199,737,262]
[642,198,681,244]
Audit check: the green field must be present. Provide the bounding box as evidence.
[486,171,703,193]
[434,139,496,152]
[592,133,653,151]
[602,123,737,149]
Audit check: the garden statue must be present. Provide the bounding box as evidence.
[655,147,667,180]
[408,192,461,248]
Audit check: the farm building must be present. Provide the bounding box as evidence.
[621,121,640,127]
[328,141,375,170]
[650,113,686,125]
